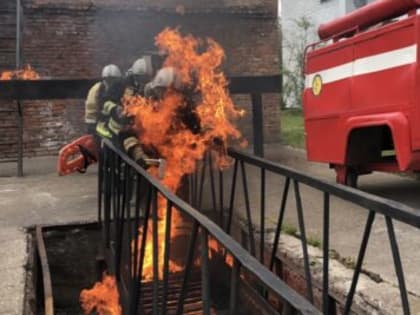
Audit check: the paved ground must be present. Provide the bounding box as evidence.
[0,157,97,315]
[264,145,420,296]
[226,145,420,302]
[1,144,420,313]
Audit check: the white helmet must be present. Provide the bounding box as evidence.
[150,67,177,88]
[128,56,153,76]
[101,64,122,78]
[144,67,182,98]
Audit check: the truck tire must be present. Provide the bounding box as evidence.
[345,169,358,188]
[335,165,359,188]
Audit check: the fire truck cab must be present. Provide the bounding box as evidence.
[303,0,420,186]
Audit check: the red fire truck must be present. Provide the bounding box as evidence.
[303,0,420,186]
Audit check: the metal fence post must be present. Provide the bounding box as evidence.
[251,93,264,157]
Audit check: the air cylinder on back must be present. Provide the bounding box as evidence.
[318,0,420,40]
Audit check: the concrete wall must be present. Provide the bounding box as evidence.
[0,0,280,159]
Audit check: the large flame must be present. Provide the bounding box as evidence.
[0,65,40,80]
[80,274,122,315]
[126,28,245,281]
[81,28,245,313]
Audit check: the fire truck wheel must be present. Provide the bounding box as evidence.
[346,170,358,188]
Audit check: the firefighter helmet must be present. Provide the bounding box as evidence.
[144,67,182,98]
[128,56,153,76]
[101,64,122,78]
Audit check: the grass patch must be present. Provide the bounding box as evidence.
[281,223,321,249]
[280,109,305,149]
[282,223,298,236]
[307,236,321,248]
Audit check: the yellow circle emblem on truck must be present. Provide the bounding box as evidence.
[312,74,323,96]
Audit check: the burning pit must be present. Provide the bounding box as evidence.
[79,28,246,314]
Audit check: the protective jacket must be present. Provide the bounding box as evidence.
[85,82,106,134]
[95,80,149,167]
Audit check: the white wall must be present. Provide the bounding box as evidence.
[280,0,374,107]
[282,0,343,38]
[281,0,344,107]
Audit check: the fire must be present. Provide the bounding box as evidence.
[81,28,245,312]
[80,274,121,315]
[0,64,40,80]
[125,28,245,281]
[208,238,234,267]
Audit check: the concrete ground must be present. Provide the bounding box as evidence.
[0,157,97,315]
[1,144,420,313]
[221,144,420,312]
[263,145,420,296]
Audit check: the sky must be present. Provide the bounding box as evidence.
[278,0,281,15]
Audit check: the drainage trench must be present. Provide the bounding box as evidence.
[27,221,277,315]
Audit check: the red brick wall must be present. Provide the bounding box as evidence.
[0,0,280,158]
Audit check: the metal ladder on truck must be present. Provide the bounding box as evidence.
[0,0,23,177]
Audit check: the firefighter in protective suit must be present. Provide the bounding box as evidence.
[57,65,123,175]
[96,59,154,168]
[125,56,154,97]
[145,67,201,134]
[85,64,122,135]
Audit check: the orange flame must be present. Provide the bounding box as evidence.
[80,274,122,315]
[125,28,245,281]
[80,28,246,312]
[0,65,40,80]
[209,238,234,267]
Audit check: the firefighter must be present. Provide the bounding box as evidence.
[125,56,154,97]
[145,67,201,134]
[85,64,122,135]
[96,76,151,169]
[144,67,179,99]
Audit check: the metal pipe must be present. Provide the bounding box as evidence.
[16,0,21,69]
[260,168,265,264]
[343,211,376,314]
[322,193,330,315]
[269,177,290,271]
[16,101,23,177]
[385,216,410,314]
[319,0,420,40]
[176,221,199,315]
[36,226,54,315]
[162,201,173,315]
[293,180,314,303]
[219,170,224,225]
[229,260,240,315]
[152,188,159,315]
[240,161,256,256]
[251,93,264,157]
[200,229,211,315]
[198,160,207,210]
[225,159,238,233]
[16,0,23,177]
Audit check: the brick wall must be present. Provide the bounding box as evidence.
[0,0,280,158]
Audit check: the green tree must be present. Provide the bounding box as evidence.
[282,16,314,108]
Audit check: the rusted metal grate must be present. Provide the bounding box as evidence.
[139,270,204,315]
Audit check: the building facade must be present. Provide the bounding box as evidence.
[281,0,374,108]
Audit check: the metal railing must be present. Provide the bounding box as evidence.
[212,147,420,315]
[98,139,320,315]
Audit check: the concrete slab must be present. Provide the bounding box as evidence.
[0,228,27,315]
[0,157,97,315]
